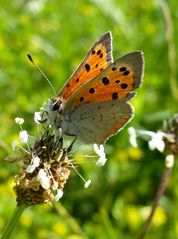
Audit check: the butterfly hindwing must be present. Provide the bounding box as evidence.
[64,51,144,112]
[62,100,133,144]
[59,32,113,101]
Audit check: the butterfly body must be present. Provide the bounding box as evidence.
[42,32,144,144]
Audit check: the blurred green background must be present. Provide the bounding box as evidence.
[0,0,178,238]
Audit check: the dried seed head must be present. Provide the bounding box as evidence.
[13,130,71,206]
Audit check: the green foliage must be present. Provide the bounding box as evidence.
[0,0,178,238]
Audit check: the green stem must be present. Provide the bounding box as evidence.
[1,204,27,239]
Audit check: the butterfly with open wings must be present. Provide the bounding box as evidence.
[41,32,144,144]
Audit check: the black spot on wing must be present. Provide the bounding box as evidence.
[112,92,118,100]
[102,77,110,85]
[123,70,130,76]
[120,66,127,72]
[80,96,84,102]
[89,88,95,94]
[121,83,128,89]
[85,63,90,72]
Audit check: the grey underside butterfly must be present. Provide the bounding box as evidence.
[43,32,144,144]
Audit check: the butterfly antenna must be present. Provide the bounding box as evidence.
[27,53,57,96]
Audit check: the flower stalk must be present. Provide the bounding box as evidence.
[1,204,27,239]
[134,113,178,239]
[138,165,172,239]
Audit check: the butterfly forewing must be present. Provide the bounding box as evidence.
[64,51,144,112]
[58,32,113,101]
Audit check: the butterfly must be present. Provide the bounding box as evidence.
[42,32,144,144]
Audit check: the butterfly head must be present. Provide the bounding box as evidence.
[51,98,63,112]
[40,97,64,129]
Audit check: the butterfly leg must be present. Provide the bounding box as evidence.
[67,136,77,153]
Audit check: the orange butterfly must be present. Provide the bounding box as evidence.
[43,32,144,144]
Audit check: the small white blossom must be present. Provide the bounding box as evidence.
[34,112,42,124]
[37,169,50,190]
[33,156,40,167]
[12,140,18,151]
[128,127,138,147]
[19,130,28,143]
[15,117,24,125]
[165,154,174,168]
[52,180,58,190]
[26,164,36,173]
[94,144,107,166]
[26,156,41,173]
[148,132,165,152]
[84,180,91,189]
[54,189,63,201]
[131,129,166,153]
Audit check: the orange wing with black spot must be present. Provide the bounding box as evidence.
[58,32,113,101]
[64,51,144,112]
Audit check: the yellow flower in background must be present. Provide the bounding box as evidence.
[52,222,68,236]
[115,149,129,161]
[152,207,167,226]
[126,205,141,229]
[141,206,167,226]
[128,147,142,160]
[19,214,33,227]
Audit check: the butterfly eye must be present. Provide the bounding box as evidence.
[52,101,61,111]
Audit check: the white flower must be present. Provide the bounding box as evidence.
[128,127,138,147]
[37,169,50,190]
[54,189,63,201]
[26,156,40,173]
[131,129,166,153]
[94,144,107,166]
[84,180,91,189]
[19,130,28,143]
[165,154,174,168]
[148,131,165,152]
[15,117,24,125]
[33,156,40,167]
[26,164,36,173]
[34,112,42,124]
[12,140,18,151]
[52,180,58,190]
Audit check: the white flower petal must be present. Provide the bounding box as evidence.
[26,164,36,173]
[84,180,91,189]
[15,117,24,125]
[94,144,107,166]
[54,189,63,201]
[32,156,40,167]
[148,132,165,152]
[128,127,138,147]
[37,169,50,190]
[26,156,40,173]
[94,144,102,154]
[96,156,107,166]
[165,154,174,168]
[148,138,156,151]
[34,112,42,124]
[156,139,165,152]
[52,180,58,190]
[12,140,18,151]
[19,130,28,143]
